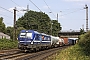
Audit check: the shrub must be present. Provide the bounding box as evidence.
[78,31,90,56]
[0,39,18,50]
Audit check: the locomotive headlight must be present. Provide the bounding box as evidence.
[26,31,28,32]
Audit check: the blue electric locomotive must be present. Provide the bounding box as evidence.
[18,30,51,51]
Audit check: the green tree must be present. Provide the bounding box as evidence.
[0,17,6,33]
[80,28,85,34]
[16,10,62,36]
[5,26,13,39]
[52,20,62,36]
[5,27,25,39]
[17,27,25,37]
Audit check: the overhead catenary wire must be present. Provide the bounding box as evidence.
[59,8,83,12]
[43,0,56,18]
[10,0,21,7]
[0,6,13,13]
[61,8,84,16]
[0,13,13,18]
[0,6,20,17]
[10,0,25,10]
[28,0,42,12]
[10,0,26,17]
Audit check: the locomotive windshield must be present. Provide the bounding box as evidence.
[26,33,32,39]
[20,33,26,38]
[20,32,32,39]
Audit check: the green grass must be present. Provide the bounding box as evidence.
[55,44,90,60]
[0,39,18,50]
[46,44,90,60]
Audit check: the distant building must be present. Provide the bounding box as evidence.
[0,32,10,39]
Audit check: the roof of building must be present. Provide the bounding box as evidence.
[0,32,10,37]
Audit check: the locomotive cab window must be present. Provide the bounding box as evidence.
[44,36,48,40]
[35,34,39,40]
[44,37,47,40]
[20,33,26,38]
[48,37,51,40]
[26,33,32,39]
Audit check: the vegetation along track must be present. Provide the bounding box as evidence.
[0,46,69,60]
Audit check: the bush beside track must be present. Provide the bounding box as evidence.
[0,39,18,50]
[46,31,90,60]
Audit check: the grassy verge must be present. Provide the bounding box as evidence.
[46,44,90,60]
[56,45,90,60]
[0,39,18,50]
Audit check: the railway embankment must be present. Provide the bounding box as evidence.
[46,31,90,60]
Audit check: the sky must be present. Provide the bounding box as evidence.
[0,0,90,31]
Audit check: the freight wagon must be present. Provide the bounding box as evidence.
[68,39,77,45]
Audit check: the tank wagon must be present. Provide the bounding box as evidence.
[56,37,64,46]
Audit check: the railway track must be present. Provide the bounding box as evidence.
[20,46,68,60]
[0,46,69,60]
[0,49,19,54]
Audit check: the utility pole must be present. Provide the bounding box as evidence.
[21,5,29,29]
[13,7,17,40]
[21,5,29,12]
[84,4,88,32]
[27,5,29,11]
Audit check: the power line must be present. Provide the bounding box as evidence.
[28,0,42,12]
[10,0,24,15]
[0,6,13,13]
[10,0,20,7]
[10,0,24,10]
[10,0,28,17]
[0,6,20,17]
[0,6,20,26]
[0,13,13,18]
[61,8,84,16]
[60,8,83,11]
[43,0,56,18]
